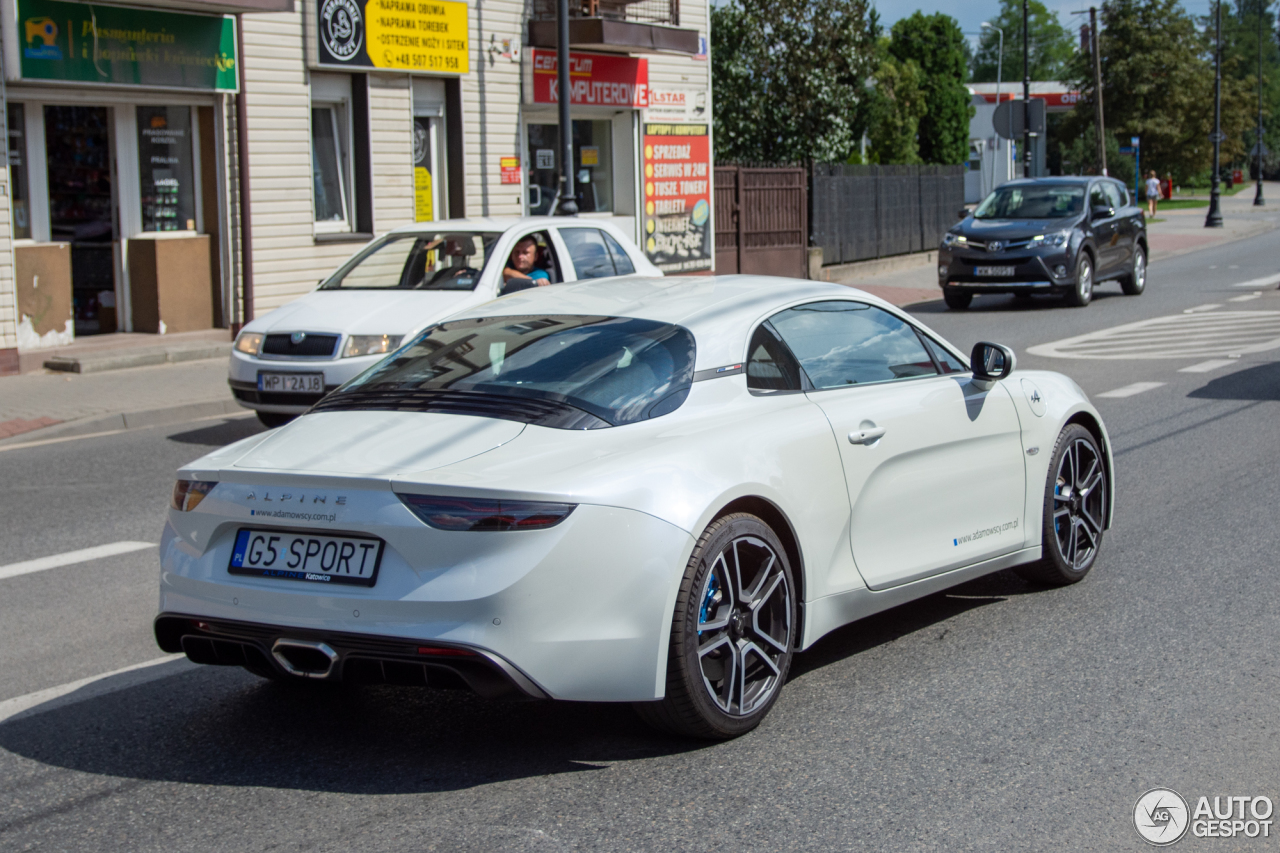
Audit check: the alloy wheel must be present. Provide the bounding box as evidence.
[696,535,792,716]
[1052,437,1106,572]
[1078,260,1093,300]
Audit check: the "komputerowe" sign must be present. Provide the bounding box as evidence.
[529,49,648,107]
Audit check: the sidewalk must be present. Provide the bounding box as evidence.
[15,328,232,375]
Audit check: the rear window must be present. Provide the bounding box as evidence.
[320,314,696,428]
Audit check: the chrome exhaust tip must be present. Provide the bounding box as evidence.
[271,638,338,679]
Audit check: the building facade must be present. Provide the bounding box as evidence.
[0,0,712,371]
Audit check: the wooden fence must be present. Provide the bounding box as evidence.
[713,166,808,278]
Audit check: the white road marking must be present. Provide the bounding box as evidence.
[1027,311,1280,360]
[1229,293,1262,302]
[1179,359,1237,373]
[1097,382,1166,399]
[0,541,155,581]
[1233,272,1280,288]
[0,655,190,725]
[1184,303,1222,313]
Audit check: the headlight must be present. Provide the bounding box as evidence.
[399,494,577,531]
[171,480,216,512]
[1031,230,1071,248]
[942,232,966,247]
[343,335,403,358]
[234,332,264,355]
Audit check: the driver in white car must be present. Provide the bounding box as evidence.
[503,236,551,288]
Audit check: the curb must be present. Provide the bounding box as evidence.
[42,343,233,374]
[0,398,249,448]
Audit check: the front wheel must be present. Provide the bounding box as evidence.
[1064,254,1094,307]
[634,513,796,739]
[1017,424,1108,586]
[943,288,973,310]
[256,411,295,429]
[1120,246,1146,295]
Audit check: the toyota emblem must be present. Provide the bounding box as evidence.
[988,240,1003,253]
[290,332,307,345]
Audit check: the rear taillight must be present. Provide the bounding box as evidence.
[398,494,576,531]
[171,480,216,512]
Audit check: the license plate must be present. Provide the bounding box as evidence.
[229,529,383,586]
[975,266,1016,277]
[258,372,324,394]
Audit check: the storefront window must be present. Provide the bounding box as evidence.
[137,106,197,232]
[8,104,30,239]
[527,121,614,215]
[311,105,350,225]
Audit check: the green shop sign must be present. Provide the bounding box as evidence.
[18,0,238,91]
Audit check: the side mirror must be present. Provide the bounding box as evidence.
[957,208,970,220]
[1091,205,1114,220]
[970,341,1016,389]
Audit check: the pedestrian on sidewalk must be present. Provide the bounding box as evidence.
[1145,171,1161,217]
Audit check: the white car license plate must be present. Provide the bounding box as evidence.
[975,266,1016,277]
[258,372,324,394]
[229,529,384,586]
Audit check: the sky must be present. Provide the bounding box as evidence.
[876,0,1219,46]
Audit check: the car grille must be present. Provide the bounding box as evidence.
[262,333,339,357]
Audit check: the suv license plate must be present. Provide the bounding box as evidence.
[258,372,324,394]
[975,266,1016,277]
[229,529,383,587]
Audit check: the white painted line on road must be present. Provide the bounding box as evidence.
[1097,382,1167,399]
[1179,359,1237,373]
[0,654,190,726]
[1229,293,1262,302]
[0,541,155,581]
[1233,273,1280,288]
[1184,303,1222,313]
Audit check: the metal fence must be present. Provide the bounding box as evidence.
[713,165,808,278]
[810,164,964,266]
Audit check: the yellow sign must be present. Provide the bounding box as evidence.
[414,166,433,221]
[581,146,599,166]
[366,0,469,74]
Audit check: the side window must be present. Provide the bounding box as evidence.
[768,301,938,388]
[921,334,966,374]
[600,230,636,275]
[560,228,618,279]
[1104,182,1126,210]
[746,323,803,391]
[1090,184,1110,215]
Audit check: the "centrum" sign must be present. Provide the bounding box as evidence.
[17,0,237,91]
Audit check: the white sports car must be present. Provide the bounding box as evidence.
[228,217,659,427]
[159,276,1114,738]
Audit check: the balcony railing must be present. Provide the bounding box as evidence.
[531,0,679,29]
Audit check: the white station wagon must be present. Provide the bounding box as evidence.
[229,217,660,426]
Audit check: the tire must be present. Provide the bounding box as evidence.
[1064,253,1094,307]
[1017,424,1108,586]
[256,411,295,429]
[943,289,973,310]
[1120,246,1146,295]
[634,513,796,739]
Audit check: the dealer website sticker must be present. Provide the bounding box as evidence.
[1134,788,1190,846]
[1134,788,1275,845]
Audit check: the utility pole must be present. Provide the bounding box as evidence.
[1090,7,1107,175]
[982,21,1005,189]
[1255,0,1266,206]
[1207,0,1224,227]
[1022,0,1032,178]
[554,0,577,216]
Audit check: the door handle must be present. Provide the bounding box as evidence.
[848,426,887,445]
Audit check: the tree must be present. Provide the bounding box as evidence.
[1222,0,1280,175]
[888,12,974,164]
[1058,0,1253,182]
[866,49,927,164]
[971,0,1075,84]
[710,0,879,163]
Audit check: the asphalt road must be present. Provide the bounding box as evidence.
[2,229,1280,851]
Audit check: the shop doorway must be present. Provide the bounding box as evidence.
[526,121,614,215]
[45,106,117,335]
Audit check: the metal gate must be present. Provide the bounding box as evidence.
[714,166,808,278]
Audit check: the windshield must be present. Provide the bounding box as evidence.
[319,232,500,291]
[973,185,1085,220]
[326,314,697,427]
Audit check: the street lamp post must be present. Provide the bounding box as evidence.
[554,0,578,216]
[1206,0,1224,227]
[1022,0,1032,178]
[982,21,1005,190]
[1255,0,1266,206]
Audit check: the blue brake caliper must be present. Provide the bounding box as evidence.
[699,574,720,636]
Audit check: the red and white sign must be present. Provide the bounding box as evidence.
[980,92,1081,108]
[531,49,648,107]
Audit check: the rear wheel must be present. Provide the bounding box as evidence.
[943,289,973,310]
[634,513,796,739]
[1064,254,1094,307]
[1017,424,1108,586]
[256,411,295,429]
[1120,246,1146,295]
